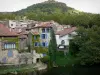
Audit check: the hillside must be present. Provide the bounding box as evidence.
[15,0,75,15]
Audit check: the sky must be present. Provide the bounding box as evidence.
[0,0,100,13]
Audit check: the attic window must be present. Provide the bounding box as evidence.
[11,24,13,26]
[42,28,45,33]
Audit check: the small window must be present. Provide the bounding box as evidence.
[42,28,45,33]
[34,42,39,47]
[11,24,13,26]
[8,50,13,57]
[34,36,37,40]
[4,43,16,49]
[47,28,50,33]
[61,40,65,45]
[42,42,48,47]
[41,34,47,39]
[42,42,46,47]
[2,57,7,63]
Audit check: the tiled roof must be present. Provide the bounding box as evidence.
[33,22,52,28]
[18,31,29,35]
[19,34,27,39]
[56,27,77,37]
[0,24,18,36]
[32,32,39,35]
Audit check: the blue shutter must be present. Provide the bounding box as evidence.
[8,50,13,57]
[43,53,47,56]
[41,34,43,39]
[34,36,36,40]
[34,42,37,46]
[45,34,47,39]
[4,44,6,49]
[6,44,8,49]
[2,57,7,63]
[37,42,39,46]
[45,42,48,47]
[42,42,44,47]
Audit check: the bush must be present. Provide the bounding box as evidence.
[40,56,50,63]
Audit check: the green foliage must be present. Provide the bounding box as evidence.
[16,1,71,15]
[0,1,100,29]
[32,35,48,53]
[34,47,48,54]
[69,40,80,56]
[48,28,57,63]
[0,13,16,20]
[25,10,100,28]
[40,55,50,63]
[69,26,100,66]
[0,37,19,49]
[56,54,78,66]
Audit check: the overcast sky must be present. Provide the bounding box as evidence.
[0,0,100,13]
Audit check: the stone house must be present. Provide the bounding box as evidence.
[31,22,52,48]
[0,24,19,64]
[0,24,43,64]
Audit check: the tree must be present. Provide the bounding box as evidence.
[48,28,57,66]
[69,26,100,65]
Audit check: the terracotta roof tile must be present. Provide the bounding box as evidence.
[56,27,77,37]
[0,24,18,36]
[33,32,39,35]
[19,34,27,39]
[34,22,52,28]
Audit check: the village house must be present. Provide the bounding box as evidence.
[32,22,52,47]
[0,24,19,64]
[56,27,77,52]
[0,24,44,64]
[8,20,38,33]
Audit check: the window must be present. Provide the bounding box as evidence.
[11,24,13,26]
[61,40,65,45]
[2,57,7,63]
[34,36,37,40]
[47,28,50,33]
[34,42,39,47]
[43,53,47,56]
[4,43,16,49]
[42,28,45,33]
[42,42,46,47]
[41,34,47,39]
[42,42,48,47]
[8,50,13,57]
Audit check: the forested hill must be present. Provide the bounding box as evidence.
[0,0,100,28]
[15,0,74,15]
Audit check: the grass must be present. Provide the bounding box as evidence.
[55,52,77,66]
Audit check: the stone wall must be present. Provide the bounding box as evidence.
[0,50,43,65]
[0,50,19,64]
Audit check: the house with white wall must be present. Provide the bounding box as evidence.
[56,27,77,47]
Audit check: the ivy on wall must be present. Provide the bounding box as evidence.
[32,35,48,54]
[0,37,19,50]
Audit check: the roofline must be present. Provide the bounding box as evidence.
[32,26,52,29]
[0,35,18,37]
